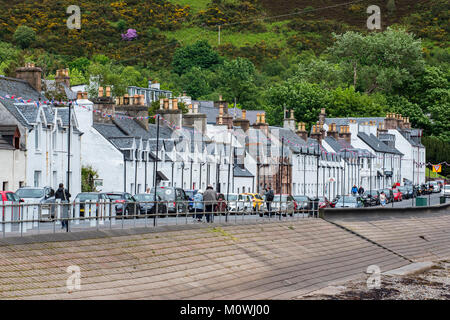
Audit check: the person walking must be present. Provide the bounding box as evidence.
[264,186,274,215]
[380,191,387,207]
[351,185,358,195]
[216,193,227,216]
[55,183,71,232]
[203,185,217,223]
[358,186,365,195]
[145,187,151,194]
[193,190,204,222]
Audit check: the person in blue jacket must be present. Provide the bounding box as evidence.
[193,190,204,222]
[351,185,358,195]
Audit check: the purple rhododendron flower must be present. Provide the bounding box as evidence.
[121,29,138,41]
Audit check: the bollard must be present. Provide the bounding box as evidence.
[4,201,12,233]
[88,201,96,228]
[99,200,105,226]
[74,201,80,225]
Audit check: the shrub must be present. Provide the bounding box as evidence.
[13,25,36,49]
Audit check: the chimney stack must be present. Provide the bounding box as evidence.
[319,108,326,123]
[283,108,296,131]
[403,117,411,129]
[55,68,70,87]
[233,109,250,132]
[384,112,397,130]
[327,123,339,139]
[296,122,308,141]
[15,63,42,93]
[338,125,351,143]
[98,86,104,97]
[310,124,323,144]
[172,99,178,110]
[76,91,83,100]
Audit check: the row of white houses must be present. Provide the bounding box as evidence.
[1,66,426,199]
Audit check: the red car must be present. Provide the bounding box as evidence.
[0,191,21,203]
[392,188,402,202]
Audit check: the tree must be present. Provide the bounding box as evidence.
[13,25,36,49]
[68,57,91,75]
[328,28,425,94]
[216,57,259,109]
[178,67,212,100]
[172,40,221,75]
[81,166,99,192]
[265,80,330,127]
[69,68,86,86]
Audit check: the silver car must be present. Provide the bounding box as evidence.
[15,186,56,219]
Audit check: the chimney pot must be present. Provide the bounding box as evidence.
[261,113,266,124]
[242,109,246,119]
[106,86,111,97]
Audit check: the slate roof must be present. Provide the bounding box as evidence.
[233,165,254,177]
[324,136,374,159]
[357,132,403,155]
[194,100,265,125]
[323,117,385,132]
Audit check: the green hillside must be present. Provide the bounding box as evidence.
[0,1,448,175]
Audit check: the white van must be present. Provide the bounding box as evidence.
[443,184,450,198]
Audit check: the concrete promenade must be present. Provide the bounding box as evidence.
[0,205,449,299]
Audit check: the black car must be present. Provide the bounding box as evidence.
[134,193,167,215]
[397,187,410,199]
[361,190,380,206]
[74,192,109,217]
[405,185,416,198]
[293,195,312,213]
[151,187,188,213]
[105,192,139,217]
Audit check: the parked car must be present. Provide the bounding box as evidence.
[406,185,416,198]
[151,187,188,213]
[225,193,239,213]
[240,193,264,211]
[264,194,295,216]
[443,184,450,198]
[436,180,445,189]
[105,192,138,217]
[429,181,441,193]
[15,186,56,219]
[334,195,364,208]
[133,193,167,215]
[397,187,410,199]
[293,195,312,213]
[361,190,380,206]
[237,193,257,214]
[392,188,403,202]
[0,191,21,203]
[0,191,21,221]
[184,189,198,211]
[74,192,109,217]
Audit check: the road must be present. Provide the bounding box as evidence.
[372,192,445,208]
[1,193,447,238]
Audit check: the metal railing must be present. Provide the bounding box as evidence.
[0,199,320,237]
